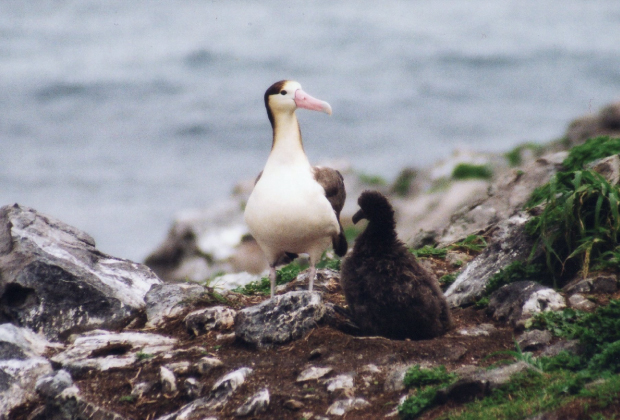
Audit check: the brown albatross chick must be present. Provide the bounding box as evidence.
[340,191,453,340]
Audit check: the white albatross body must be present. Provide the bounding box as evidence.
[244,80,347,297]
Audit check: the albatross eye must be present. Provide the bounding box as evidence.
[280,90,287,95]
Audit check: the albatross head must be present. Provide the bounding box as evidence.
[264,80,332,127]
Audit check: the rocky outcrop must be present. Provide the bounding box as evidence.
[565,101,620,146]
[0,204,161,340]
[235,291,326,347]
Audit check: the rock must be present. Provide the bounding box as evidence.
[145,283,206,327]
[383,364,410,392]
[165,361,191,375]
[587,154,620,185]
[184,306,236,336]
[308,347,326,360]
[0,204,161,340]
[517,330,553,351]
[235,291,326,347]
[131,381,155,398]
[156,367,253,420]
[438,152,566,247]
[296,366,333,382]
[565,102,620,145]
[487,281,566,327]
[437,362,536,403]
[568,294,596,311]
[195,356,224,375]
[284,399,304,411]
[235,388,269,417]
[0,324,60,360]
[563,274,618,295]
[45,384,127,420]
[326,397,370,416]
[209,271,262,292]
[51,330,176,375]
[445,213,538,307]
[458,323,497,337]
[324,373,355,394]
[160,366,177,394]
[35,369,73,400]
[184,377,203,400]
[145,200,256,282]
[541,340,583,357]
[1,357,53,415]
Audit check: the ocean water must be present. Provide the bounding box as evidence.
[1,0,620,262]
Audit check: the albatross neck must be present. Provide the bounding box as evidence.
[268,110,310,167]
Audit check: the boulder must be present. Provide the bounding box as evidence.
[445,213,537,307]
[184,306,236,336]
[145,283,206,327]
[517,329,553,351]
[563,274,618,295]
[235,388,269,417]
[235,291,326,347]
[0,324,60,360]
[51,330,177,375]
[0,356,53,416]
[487,281,566,327]
[296,366,333,382]
[0,204,161,340]
[326,397,370,416]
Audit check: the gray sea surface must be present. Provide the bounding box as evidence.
[1,0,620,261]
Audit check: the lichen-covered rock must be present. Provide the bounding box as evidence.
[235,388,269,417]
[51,330,176,375]
[145,283,206,327]
[487,281,566,327]
[0,324,60,360]
[184,306,236,336]
[445,213,537,307]
[0,204,161,340]
[235,291,326,347]
[517,330,553,351]
[0,357,53,415]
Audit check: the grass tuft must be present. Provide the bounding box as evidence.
[452,163,493,180]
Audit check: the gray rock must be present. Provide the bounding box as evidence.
[437,362,536,403]
[541,340,583,357]
[568,294,596,311]
[184,377,203,400]
[326,397,370,416]
[156,367,252,420]
[51,330,176,375]
[164,361,191,375]
[563,274,618,295]
[49,384,127,420]
[0,357,53,415]
[195,356,224,375]
[145,283,206,327]
[184,306,236,336]
[284,399,304,411]
[235,388,269,417]
[445,213,538,307]
[35,369,73,399]
[131,381,155,399]
[296,366,333,382]
[383,364,411,392]
[324,373,355,393]
[457,323,497,337]
[235,291,326,347]
[587,154,620,185]
[487,281,566,327]
[0,204,161,340]
[517,330,553,351]
[160,366,177,394]
[0,324,60,361]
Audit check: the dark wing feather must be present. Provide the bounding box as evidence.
[313,166,348,256]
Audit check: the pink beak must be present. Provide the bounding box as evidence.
[294,89,332,115]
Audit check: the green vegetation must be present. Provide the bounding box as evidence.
[484,261,547,296]
[358,172,388,186]
[392,168,417,197]
[505,143,545,167]
[451,163,493,180]
[232,261,303,295]
[411,245,448,259]
[451,235,488,253]
[525,137,620,281]
[399,365,457,419]
[439,272,458,288]
[119,395,136,403]
[136,351,153,361]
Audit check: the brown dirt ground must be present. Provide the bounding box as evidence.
[11,256,615,420]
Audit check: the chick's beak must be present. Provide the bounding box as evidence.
[352,209,366,224]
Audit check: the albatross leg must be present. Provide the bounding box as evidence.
[308,264,317,292]
[269,265,277,298]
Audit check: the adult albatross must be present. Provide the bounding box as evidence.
[244,80,348,297]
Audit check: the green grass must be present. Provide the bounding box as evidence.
[439,272,458,288]
[505,143,545,167]
[451,235,488,253]
[411,245,448,259]
[452,163,493,180]
[119,395,136,403]
[136,351,154,361]
[524,136,620,281]
[232,261,303,295]
[399,365,457,419]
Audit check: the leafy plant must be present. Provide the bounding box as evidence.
[136,351,153,361]
[411,245,448,259]
[233,261,303,295]
[452,163,493,180]
[439,272,458,287]
[119,395,135,403]
[451,234,488,253]
[400,365,457,419]
[403,365,457,388]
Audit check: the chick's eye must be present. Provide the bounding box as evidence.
[280,90,287,95]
